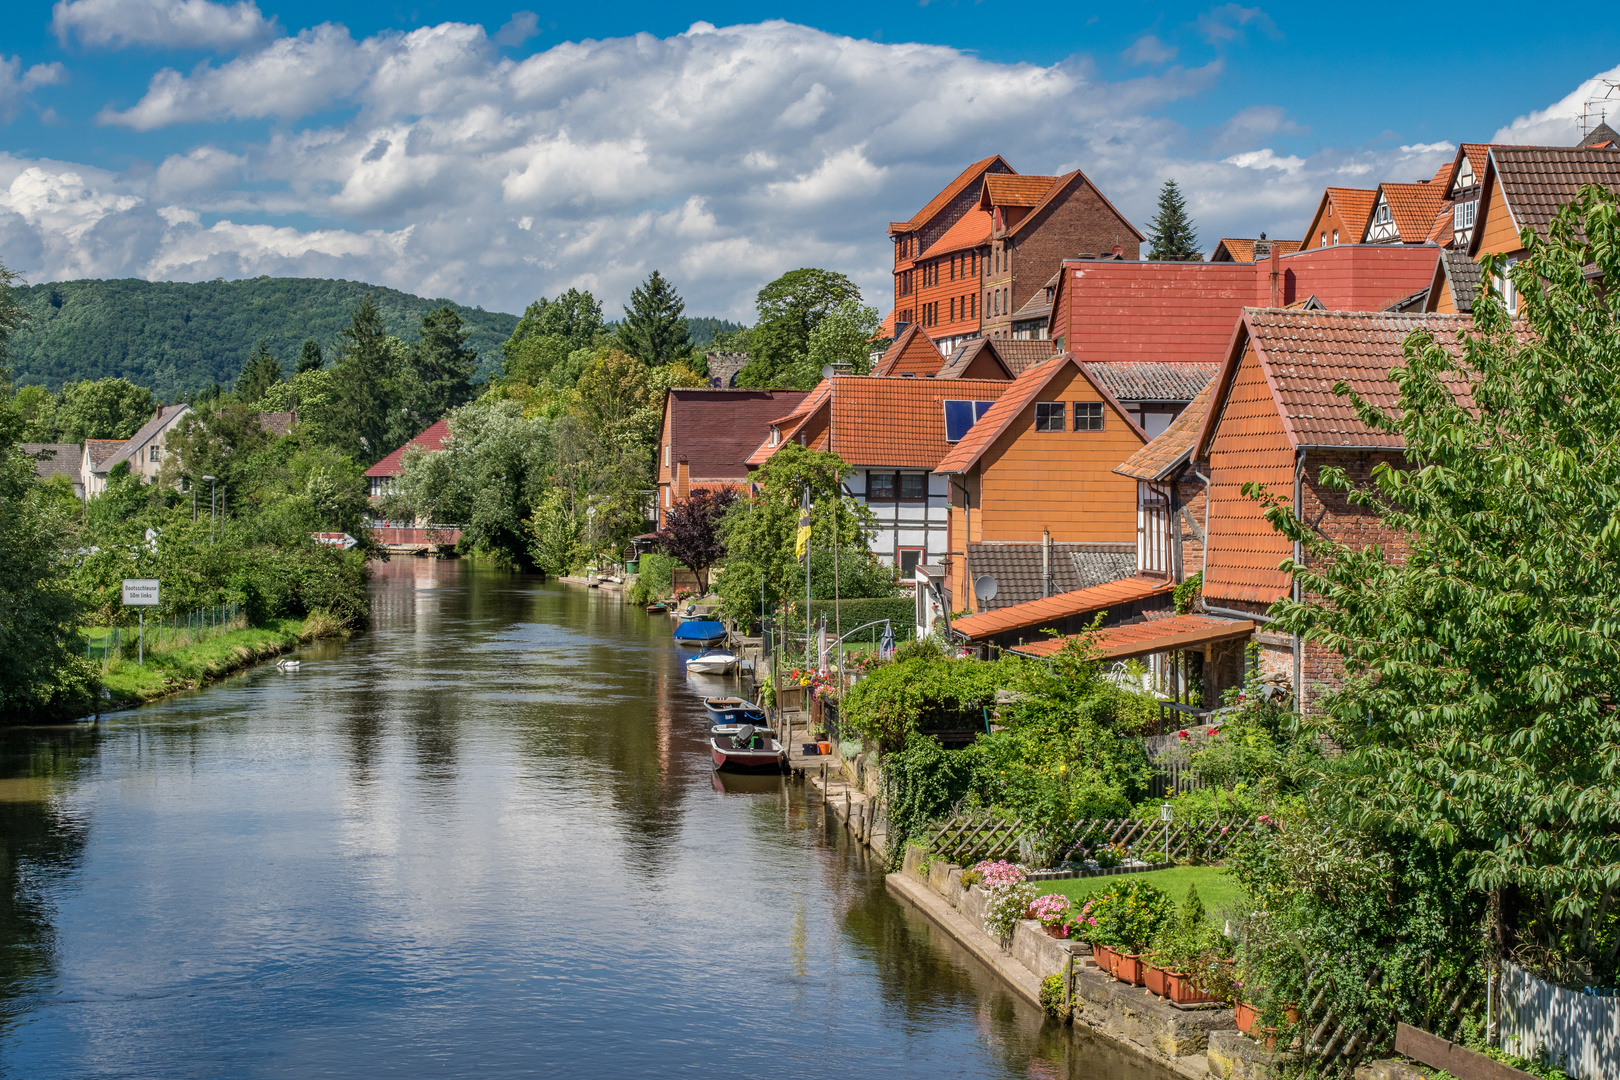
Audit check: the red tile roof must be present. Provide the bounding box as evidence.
[666,389,808,480]
[920,209,991,260]
[1114,379,1216,482]
[365,417,453,478]
[935,354,1144,473]
[871,323,946,377]
[892,156,1009,234]
[1195,309,1475,456]
[751,376,1013,469]
[950,574,1174,641]
[1009,614,1255,659]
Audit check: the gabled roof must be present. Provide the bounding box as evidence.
[748,376,1012,470]
[1195,309,1474,457]
[665,389,808,481]
[937,338,1014,380]
[1427,250,1482,313]
[1303,187,1377,245]
[935,354,1145,474]
[20,443,81,484]
[104,404,191,470]
[1115,379,1217,482]
[950,574,1174,641]
[1009,614,1255,660]
[980,174,1058,208]
[365,417,453,478]
[1082,361,1215,403]
[919,209,992,260]
[1364,181,1449,243]
[84,439,125,470]
[1470,146,1620,256]
[1210,238,1303,263]
[891,155,1011,234]
[871,323,945,377]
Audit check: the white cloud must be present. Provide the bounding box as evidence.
[1493,64,1620,145]
[2,21,1604,319]
[0,58,66,124]
[52,0,276,50]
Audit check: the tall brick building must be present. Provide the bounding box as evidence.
[888,158,1142,354]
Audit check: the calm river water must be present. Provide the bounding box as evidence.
[0,560,1169,1079]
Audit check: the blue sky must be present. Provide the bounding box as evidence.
[1,0,1617,318]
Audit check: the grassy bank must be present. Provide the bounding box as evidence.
[1043,866,1240,925]
[98,612,342,706]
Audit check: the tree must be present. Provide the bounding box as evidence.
[410,306,477,419]
[329,296,398,462]
[655,488,737,591]
[807,298,887,378]
[236,339,284,407]
[53,378,157,442]
[737,269,862,388]
[619,270,692,367]
[296,338,325,373]
[1265,186,1620,983]
[1147,180,1201,261]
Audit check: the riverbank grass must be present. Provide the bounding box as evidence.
[1044,866,1240,925]
[98,614,333,705]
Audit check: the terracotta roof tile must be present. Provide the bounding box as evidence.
[666,389,808,480]
[1009,614,1255,659]
[365,417,453,478]
[951,574,1173,640]
[919,209,992,260]
[1114,379,1216,482]
[871,323,945,377]
[963,543,1137,610]
[1082,361,1215,403]
[1483,146,1620,249]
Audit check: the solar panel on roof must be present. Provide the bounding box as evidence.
[944,400,997,442]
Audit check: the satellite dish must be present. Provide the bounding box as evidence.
[973,574,999,603]
[821,365,836,379]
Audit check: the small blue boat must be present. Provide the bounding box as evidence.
[673,619,726,646]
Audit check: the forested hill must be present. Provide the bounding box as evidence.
[6,277,522,399]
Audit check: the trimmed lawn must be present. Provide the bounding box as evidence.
[1038,866,1243,925]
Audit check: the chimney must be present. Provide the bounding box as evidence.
[1269,246,1281,308]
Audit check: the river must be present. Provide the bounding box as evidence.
[0,559,1170,1079]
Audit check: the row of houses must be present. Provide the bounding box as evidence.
[648,128,1620,709]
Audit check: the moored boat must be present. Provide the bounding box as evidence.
[673,619,726,647]
[686,650,738,675]
[704,696,767,724]
[710,725,787,773]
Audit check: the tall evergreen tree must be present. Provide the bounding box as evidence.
[1147,180,1201,261]
[331,296,397,462]
[236,339,284,406]
[411,307,477,419]
[619,270,691,366]
[297,338,325,373]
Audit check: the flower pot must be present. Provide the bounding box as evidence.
[1143,963,1169,997]
[1166,972,1216,1006]
[1115,953,1145,987]
[1043,923,1070,939]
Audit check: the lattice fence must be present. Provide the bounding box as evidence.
[927,812,1254,869]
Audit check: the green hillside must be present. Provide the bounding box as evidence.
[7,277,522,400]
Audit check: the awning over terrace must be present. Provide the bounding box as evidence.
[1007,614,1256,661]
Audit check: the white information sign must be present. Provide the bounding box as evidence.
[122,579,161,606]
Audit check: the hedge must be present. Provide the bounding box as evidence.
[805,597,915,642]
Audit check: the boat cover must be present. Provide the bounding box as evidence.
[673,620,726,641]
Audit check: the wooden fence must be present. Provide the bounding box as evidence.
[927,812,1253,869]
[1500,962,1620,1080]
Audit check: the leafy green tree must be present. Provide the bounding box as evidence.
[1265,186,1620,982]
[236,339,285,407]
[329,296,399,462]
[296,338,325,373]
[410,306,477,419]
[1147,179,1201,261]
[54,378,156,442]
[618,269,692,366]
[737,269,862,388]
[807,298,886,379]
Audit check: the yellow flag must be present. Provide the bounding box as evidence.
[795,488,812,563]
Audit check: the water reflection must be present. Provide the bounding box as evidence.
[0,560,1173,1080]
